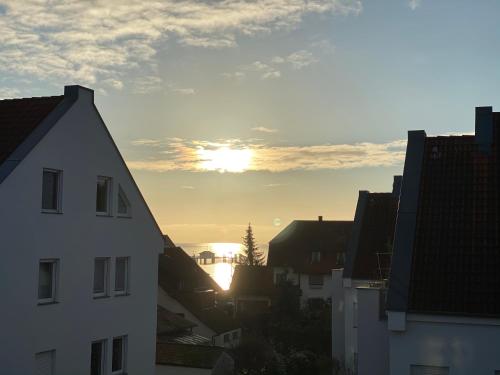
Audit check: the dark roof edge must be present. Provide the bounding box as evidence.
[0,90,78,184]
[343,191,369,279]
[387,130,426,312]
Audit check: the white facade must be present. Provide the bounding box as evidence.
[388,313,500,375]
[158,287,241,348]
[332,270,389,375]
[0,87,164,374]
[273,267,332,307]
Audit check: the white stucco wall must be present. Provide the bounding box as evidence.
[156,364,211,375]
[299,273,333,306]
[389,314,500,375]
[357,287,388,375]
[331,269,345,365]
[0,88,163,374]
[158,287,241,348]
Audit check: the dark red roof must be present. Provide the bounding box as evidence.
[406,116,500,316]
[0,96,64,165]
[230,265,277,297]
[267,220,353,274]
[347,193,398,280]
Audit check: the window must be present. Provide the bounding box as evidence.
[410,365,449,375]
[93,258,109,297]
[42,169,62,212]
[35,350,55,375]
[353,301,358,328]
[308,274,323,288]
[96,176,112,215]
[112,336,127,374]
[232,331,239,340]
[91,340,106,375]
[38,260,58,304]
[223,334,230,343]
[117,185,131,217]
[311,251,321,263]
[114,257,129,295]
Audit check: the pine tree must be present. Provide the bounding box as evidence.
[242,223,265,266]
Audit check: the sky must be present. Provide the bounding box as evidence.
[2,0,500,243]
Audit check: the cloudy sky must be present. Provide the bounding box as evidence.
[2,0,500,242]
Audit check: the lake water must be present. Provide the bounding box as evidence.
[180,242,269,290]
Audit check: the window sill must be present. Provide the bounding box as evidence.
[96,213,113,217]
[114,292,131,297]
[93,295,110,300]
[41,210,63,215]
[38,300,59,306]
[116,215,132,219]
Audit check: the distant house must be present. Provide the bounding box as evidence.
[158,241,241,348]
[156,342,234,375]
[157,305,210,346]
[387,107,500,375]
[267,217,353,307]
[198,250,216,264]
[0,86,164,374]
[230,265,277,316]
[332,176,400,375]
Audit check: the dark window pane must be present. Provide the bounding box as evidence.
[93,259,106,294]
[96,178,109,213]
[115,258,126,292]
[112,338,123,372]
[117,188,129,215]
[91,342,103,375]
[42,171,59,210]
[38,262,53,299]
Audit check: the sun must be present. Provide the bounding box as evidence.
[197,146,253,173]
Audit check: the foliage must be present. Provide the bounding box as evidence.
[241,223,265,266]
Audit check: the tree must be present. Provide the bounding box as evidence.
[242,223,265,266]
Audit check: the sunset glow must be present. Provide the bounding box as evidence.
[197,146,253,173]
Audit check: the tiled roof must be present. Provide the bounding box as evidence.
[389,107,500,317]
[158,332,210,346]
[230,265,277,297]
[159,245,221,294]
[267,220,353,274]
[156,342,226,369]
[344,192,398,280]
[158,245,239,334]
[157,305,196,335]
[0,96,64,165]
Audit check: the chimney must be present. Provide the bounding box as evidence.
[64,85,94,104]
[318,216,323,222]
[475,106,493,153]
[392,175,402,198]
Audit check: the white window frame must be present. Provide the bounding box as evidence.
[111,336,127,374]
[38,259,59,304]
[35,349,55,375]
[41,168,63,213]
[91,339,107,375]
[93,258,110,298]
[96,176,113,216]
[308,274,324,289]
[117,185,131,218]
[114,257,130,296]
[311,251,321,263]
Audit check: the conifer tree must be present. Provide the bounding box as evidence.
[242,223,265,266]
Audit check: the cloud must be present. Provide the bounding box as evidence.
[409,0,421,10]
[180,185,196,190]
[252,126,279,134]
[286,50,318,69]
[0,87,21,99]
[0,0,362,93]
[127,137,407,173]
[172,88,196,95]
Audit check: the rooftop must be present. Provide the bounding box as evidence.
[230,265,277,297]
[268,219,353,274]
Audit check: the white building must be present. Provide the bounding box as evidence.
[332,178,400,375]
[0,86,164,375]
[387,109,500,375]
[267,217,353,308]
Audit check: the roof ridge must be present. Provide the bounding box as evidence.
[0,95,63,102]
